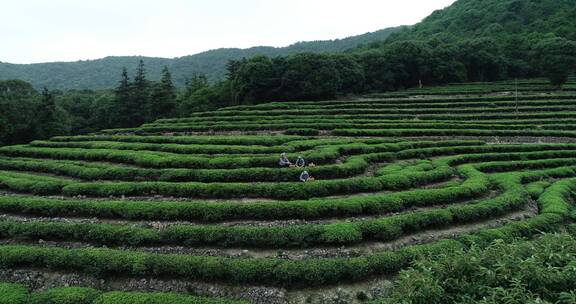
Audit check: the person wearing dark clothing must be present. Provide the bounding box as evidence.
[279,152,292,167]
[295,156,306,168]
[299,170,310,182]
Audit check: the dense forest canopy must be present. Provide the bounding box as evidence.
[0,80,70,145]
[224,0,576,104]
[0,61,181,145]
[388,0,576,41]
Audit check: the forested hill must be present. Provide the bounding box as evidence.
[379,0,576,43]
[0,27,402,90]
[221,0,576,105]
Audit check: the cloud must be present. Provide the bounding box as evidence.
[0,0,456,63]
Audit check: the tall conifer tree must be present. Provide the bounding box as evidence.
[114,67,135,127]
[150,66,177,120]
[131,59,151,125]
[35,88,70,138]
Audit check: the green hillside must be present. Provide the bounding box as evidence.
[361,0,576,74]
[386,0,576,41]
[0,27,402,90]
[205,0,576,106]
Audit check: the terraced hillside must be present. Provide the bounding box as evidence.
[0,79,575,303]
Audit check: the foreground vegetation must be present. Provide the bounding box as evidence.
[377,232,576,304]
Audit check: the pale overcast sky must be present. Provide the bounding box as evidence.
[1,0,457,64]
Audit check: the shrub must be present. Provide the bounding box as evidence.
[284,128,320,136]
[375,234,576,304]
[0,283,27,304]
[93,292,244,304]
[29,287,101,304]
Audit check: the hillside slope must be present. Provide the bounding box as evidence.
[0,27,402,90]
[383,0,576,42]
[0,80,575,302]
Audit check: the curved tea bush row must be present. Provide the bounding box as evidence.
[28,138,403,158]
[0,167,488,222]
[102,112,576,134]
[532,178,575,216]
[30,140,291,155]
[145,117,524,127]
[147,117,549,128]
[458,176,576,247]
[376,160,435,176]
[0,155,370,183]
[0,171,72,195]
[525,181,550,199]
[284,128,321,136]
[153,113,576,126]
[0,145,339,169]
[194,107,576,120]
[493,166,576,186]
[213,98,576,113]
[185,105,576,118]
[129,122,545,134]
[370,87,576,98]
[333,128,576,138]
[474,158,576,173]
[364,144,576,170]
[436,149,576,167]
[35,137,397,155]
[49,135,401,146]
[189,93,576,113]
[0,283,245,304]
[50,135,306,146]
[95,292,244,304]
[102,121,576,135]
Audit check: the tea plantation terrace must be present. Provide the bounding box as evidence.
[0,79,575,303]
